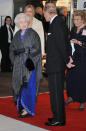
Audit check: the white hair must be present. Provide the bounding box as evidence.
[14,13,30,27]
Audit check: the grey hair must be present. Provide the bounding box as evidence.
[59,7,67,14]
[44,3,57,14]
[14,13,30,27]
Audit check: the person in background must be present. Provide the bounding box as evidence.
[35,6,48,33]
[0,16,14,72]
[66,10,86,110]
[58,6,70,41]
[35,6,49,54]
[43,2,74,126]
[58,7,68,25]
[35,6,44,22]
[9,13,42,118]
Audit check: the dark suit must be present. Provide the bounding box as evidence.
[0,24,13,72]
[46,16,70,122]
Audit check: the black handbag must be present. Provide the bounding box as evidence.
[25,57,35,71]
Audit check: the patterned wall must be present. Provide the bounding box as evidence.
[73,0,77,8]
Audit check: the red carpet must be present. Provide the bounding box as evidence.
[0,92,86,131]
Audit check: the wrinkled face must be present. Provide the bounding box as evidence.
[73,16,84,27]
[43,10,50,22]
[6,18,11,25]
[25,8,34,18]
[19,18,28,30]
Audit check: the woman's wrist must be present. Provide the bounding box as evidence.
[77,41,82,46]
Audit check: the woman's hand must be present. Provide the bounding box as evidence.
[77,41,82,46]
[70,39,82,46]
[70,39,77,43]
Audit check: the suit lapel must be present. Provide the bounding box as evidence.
[5,26,8,38]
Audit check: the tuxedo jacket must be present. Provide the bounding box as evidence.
[46,16,70,73]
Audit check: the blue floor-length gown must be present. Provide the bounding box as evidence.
[17,69,36,116]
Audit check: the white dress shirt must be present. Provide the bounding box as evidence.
[6,24,13,43]
[50,15,57,24]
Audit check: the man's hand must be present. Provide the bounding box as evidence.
[67,62,75,68]
[66,56,75,68]
[69,56,73,63]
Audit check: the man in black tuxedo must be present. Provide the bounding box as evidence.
[43,2,75,126]
[0,16,14,72]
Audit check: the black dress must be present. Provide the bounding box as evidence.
[66,26,86,103]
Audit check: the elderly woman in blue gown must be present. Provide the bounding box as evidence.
[9,13,42,117]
